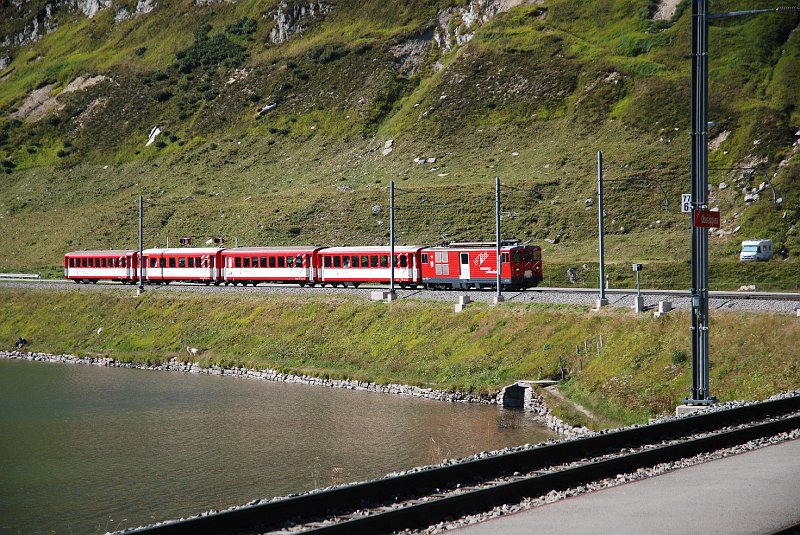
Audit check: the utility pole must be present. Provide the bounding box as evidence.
[495,176,504,303]
[684,1,797,406]
[390,179,396,297]
[137,194,144,296]
[687,0,713,404]
[597,151,608,309]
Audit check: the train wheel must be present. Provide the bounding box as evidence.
[352,283,360,288]
[299,282,306,288]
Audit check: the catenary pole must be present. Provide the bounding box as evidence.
[496,176,501,300]
[138,194,144,296]
[598,151,606,303]
[390,180,395,295]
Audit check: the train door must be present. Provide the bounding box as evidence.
[459,252,471,280]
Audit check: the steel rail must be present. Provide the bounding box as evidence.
[129,396,800,535]
[304,414,800,534]
[4,279,800,301]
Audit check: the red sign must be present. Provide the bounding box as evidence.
[693,209,720,228]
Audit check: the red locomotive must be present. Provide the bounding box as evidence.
[65,242,542,290]
[420,241,542,290]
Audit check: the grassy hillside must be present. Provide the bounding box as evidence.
[0,0,798,282]
[2,287,799,425]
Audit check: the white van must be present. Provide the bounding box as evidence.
[739,239,773,261]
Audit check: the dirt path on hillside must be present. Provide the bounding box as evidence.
[546,385,598,421]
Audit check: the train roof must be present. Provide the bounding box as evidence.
[320,246,425,254]
[142,248,224,255]
[65,250,137,256]
[425,243,539,251]
[222,247,323,254]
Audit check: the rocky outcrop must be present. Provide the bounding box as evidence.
[267,1,332,45]
[433,0,542,50]
[2,0,154,49]
[11,74,109,121]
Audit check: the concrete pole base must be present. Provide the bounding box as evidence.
[632,295,645,313]
[593,298,609,311]
[492,295,505,305]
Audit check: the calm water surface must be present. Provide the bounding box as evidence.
[0,359,555,534]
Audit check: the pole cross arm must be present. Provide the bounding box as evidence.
[709,6,799,20]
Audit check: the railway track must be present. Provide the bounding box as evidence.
[4,278,800,302]
[130,395,800,535]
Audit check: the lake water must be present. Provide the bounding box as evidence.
[0,358,555,534]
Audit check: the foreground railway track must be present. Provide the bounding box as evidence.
[129,395,800,535]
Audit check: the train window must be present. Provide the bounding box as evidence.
[351,256,359,268]
[235,257,242,268]
[250,256,257,267]
[122,258,127,267]
[502,253,510,263]
[361,256,369,267]
[343,256,350,268]
[370,256,378,267]
[243,257,250,268]
[278,257,285,268]
[323,256,331,268]
[160,258,167,268]
[287,256,294,268]
[296,256,303,268]
[269,257,276,268]
[69,258,74,267]
[333,256,341,268]
[88,258,93,267]
[179,257,186,268]
[188,257,195,268]
[460,253,468,264]
[380,256,388,268]
[260,257,267,268]
[169,258,176,268]
[399,256,407,268]
[99,258,105,267]
[442,264,449,275]
[421,253,428,263]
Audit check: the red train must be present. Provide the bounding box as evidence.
[64,241,542,290]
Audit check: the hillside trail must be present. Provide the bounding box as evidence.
[545,385,598,422]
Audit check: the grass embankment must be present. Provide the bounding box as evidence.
[3,287,798,428]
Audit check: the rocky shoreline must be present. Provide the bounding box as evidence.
[0,350,587,437]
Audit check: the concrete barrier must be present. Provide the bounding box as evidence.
[654,301,672,318]
[455,295,471,313]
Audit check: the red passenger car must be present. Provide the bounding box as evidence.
[221,247,323,286]
[141,248,223,284]
[420,241,542,290]
[64,250,138,284]
[317,246,424,287]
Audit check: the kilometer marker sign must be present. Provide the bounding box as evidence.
[693,209,720,228]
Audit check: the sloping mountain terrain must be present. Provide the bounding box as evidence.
[0,0,798,285]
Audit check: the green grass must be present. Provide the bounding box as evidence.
[2,287,798,425]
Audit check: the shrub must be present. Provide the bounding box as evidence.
[176,33,248,73]
[671,350,688,365]
[306,44,348,64]
[226,18,257,37]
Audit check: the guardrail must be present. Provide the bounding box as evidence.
[0,273,40,279]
